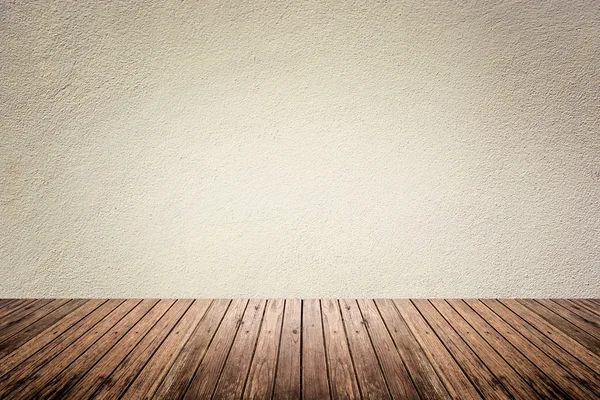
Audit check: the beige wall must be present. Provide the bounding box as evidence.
[1,0,599,298]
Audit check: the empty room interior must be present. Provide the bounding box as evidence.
[1,0,599,399]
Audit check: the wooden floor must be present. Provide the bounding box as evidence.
[0,299,598,399]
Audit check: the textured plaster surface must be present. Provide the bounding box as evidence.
[1,0,599,298]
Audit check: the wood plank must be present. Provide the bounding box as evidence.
[0,299,67,344]
[14,300,155,399]
[45,299,175,399]
[0,299,123,386]
[321,298,360,400]
[0,299,35,320]
[0,299,44,326]
[479,299,600,397]
[213,299,267,399]
[567,300,600,322]
[356,299,419,400]
[0,299,15,307]
[518,299,600,355]
[244,299,285,399]
[573,299,600,317]
[393,299,481,400]
[0,299,106,373]
[500,299,600,371]
[120,299,212,399]
[273,299,301,400]
[547,299,600,339]
[437,299,566,399]
[450,299,584,399]
[0,300,15,313]
[0,299,53,331]
[0,299,88,359]
[302,299,330,400]
[374,299,448,399]
[339,299,390,399]
[153,299,230,399]
[182,299,248,399]
[2,298,599,399]
[0,299,141,399]
[88,299,194,399]
[413,299,512,400]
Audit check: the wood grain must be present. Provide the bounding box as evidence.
[212,298,267,399]
[321,298,360,400]
[273,299,301,400]
[244,299,285,399]
[182,298,248,399]
[0,299,52,335]
[559,300,600,336]
[518,299,600,354]
[36,299,166,400]
[0,298,598,400]
[356,299,419,400]
[91,299,194,399]
[120,299,212,399]
[479,299,600,398]
[0,299,88,359]
[0,299,69,345]
[413,299,511,400]
[436,299,563,399]
[339,299,390,399]
[1,299,145,400]
[375,299,448,399]
[302,299,330,399]
[0,300,35,321]
[394,299,482,400]
[501,299,600,371]
[574,299,600,317]
[449,299,574,399]
[153,299,230,399]
[0,300,123,382]
[0,299,106,372]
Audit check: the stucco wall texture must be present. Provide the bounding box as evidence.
[1,0,599,298]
